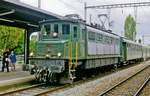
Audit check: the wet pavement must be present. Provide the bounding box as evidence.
[0,66,30,81]
[0,62,34,88]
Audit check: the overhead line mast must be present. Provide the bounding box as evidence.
[38,0,41,9]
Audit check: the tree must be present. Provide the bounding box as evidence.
[29,34,38,53]
[30,40,35,53]
[0,25,24,53]
[31,34,38,41]
[14,32,25,54]
[138,39,142,44]
[124,14,136,41]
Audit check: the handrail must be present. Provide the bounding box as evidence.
[75,42,78,67]
[68,41,72,78]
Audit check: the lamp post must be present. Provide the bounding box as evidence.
[38,0,41,9]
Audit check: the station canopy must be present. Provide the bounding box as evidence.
[0,0,63,29]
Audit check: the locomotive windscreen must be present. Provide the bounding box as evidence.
[40,21,72,40]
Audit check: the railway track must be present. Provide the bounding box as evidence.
[134,76,150,96]
[33,76,103,96]
[32,64,149,96]
[99,65,150,96]
[0,74,105,96]
[0,76,101,96]
[0,83,46,96]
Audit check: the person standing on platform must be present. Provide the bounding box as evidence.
[2,48,10,72]
[10,51,16,71]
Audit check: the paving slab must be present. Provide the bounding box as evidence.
[0,65,34,88]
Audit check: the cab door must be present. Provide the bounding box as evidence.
[72,25,78,41]
[71,25,79,58]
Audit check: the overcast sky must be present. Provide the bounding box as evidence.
[20,0,150,45]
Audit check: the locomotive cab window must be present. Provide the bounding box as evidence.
[43,24,51,35]
[73,26,77,38]
[62,24,70,34]
[54,24,59,33]
[82,29,85,40]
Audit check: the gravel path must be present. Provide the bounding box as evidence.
[46,61,150,96]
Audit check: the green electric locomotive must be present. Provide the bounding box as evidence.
[30,18,85,83]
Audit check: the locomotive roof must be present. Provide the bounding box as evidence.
[39,18,85,24]
[40,18,120,37]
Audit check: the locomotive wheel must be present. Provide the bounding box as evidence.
[35,71,42,82]
[34,69,48,83]
[40,69,49,83]
[48,72,57,83]
[34,68,58,83]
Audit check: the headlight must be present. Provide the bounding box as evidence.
[53,32,58,37]
[46,54,50,58]
[30,52,34,56]
[57,52,62,57]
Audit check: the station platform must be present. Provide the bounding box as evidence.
[0,62,34,88]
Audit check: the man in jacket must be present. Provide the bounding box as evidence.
[2,48,10,72]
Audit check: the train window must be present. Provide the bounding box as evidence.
[54,24,59,33]
[73,26,77,38]
[115,39,118,45]
[44,24,51,35]
[105,36,109,44]
[88,31,95,40]
[108,37,110,44]
[97,33,103,41]
[102,35,106,43]
[105,36,108,43]
[108,37,111,44]
[111,38,114,44]
[110,37,112,44]
[96,34,100,41]
[82,29,85,40]
[116,39,119,44]
[62,24,70,34]
[113,39,115,45]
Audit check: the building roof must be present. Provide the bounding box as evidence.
[0,0,63,29]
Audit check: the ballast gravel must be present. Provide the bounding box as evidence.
[47,61,150,96]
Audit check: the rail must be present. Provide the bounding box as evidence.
[75,41,78,67]
[68,41,72,78]
[134,76,150,96]
[0,83,45,95]
[99,65,150,96]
